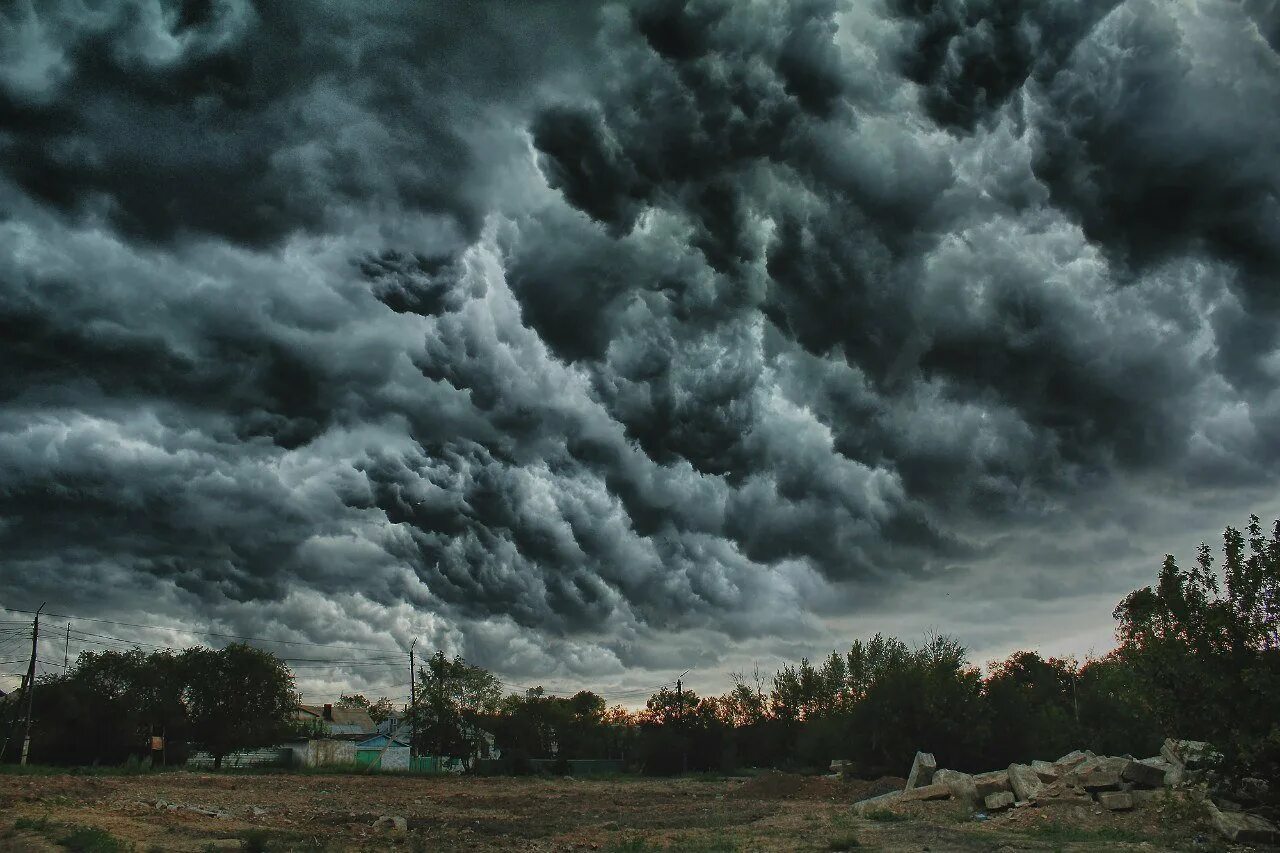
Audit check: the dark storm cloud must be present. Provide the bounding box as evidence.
[0,0,600,245]
[2,0,1279,694]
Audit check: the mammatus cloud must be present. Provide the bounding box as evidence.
[1,0,1278,698]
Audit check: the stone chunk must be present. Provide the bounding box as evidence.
[1129,789,1167,806]
[1054,750,1092,770]
[934,769,979,808]
[905,751,937,789]
[1007,764,1043,802]
[1208,802,1280,844]
[852,791,902,815]
[1030,760,1060,782]
[1160,739,1218,770]
[984,791,1014,811]
[1082,770,1121,792]
[1121,759,1166,789]
[901,782,951,802]
[1097,791,1134,811]
[973,770,1010,797]
[373,816,407,833]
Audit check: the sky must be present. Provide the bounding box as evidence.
[2,0,1279,705]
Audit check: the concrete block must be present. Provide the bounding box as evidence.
[1208,802,1280,845]
[1082,770,1121,792]
[1007,764,1043,801]
[1161,739,1217,770]
[1121,759,1166,789]
[974,770,1010,797]
[852,791,902,815]
[984,791,1014,811]
[902,782,951,802]
[1055,749,1091,770]
[934,769,979,808]
[1098,791,1134,811]
[1030,760,1060,782]
[905,751,937,789]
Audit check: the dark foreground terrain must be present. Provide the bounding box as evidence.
[0,769,1223,851]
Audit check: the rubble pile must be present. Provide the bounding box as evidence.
[843,738,1278,845]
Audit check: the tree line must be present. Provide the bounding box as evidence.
[3,513,1277,782]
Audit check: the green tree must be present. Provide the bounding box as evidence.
[982,651,1082,766]
[338,693,394,724]
[1114,515,1280,779]
[179,644,298,770]
[411,651,502,761]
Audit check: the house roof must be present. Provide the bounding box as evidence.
[296,704,376,733]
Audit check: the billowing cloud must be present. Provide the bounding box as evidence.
[2,0,1278,699]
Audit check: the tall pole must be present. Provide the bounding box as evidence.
[63,624,70,670]
[20,603,44,765]
[408,639,417,760]
[676,676,686,775]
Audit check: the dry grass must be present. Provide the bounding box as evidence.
[0,770,1208,851]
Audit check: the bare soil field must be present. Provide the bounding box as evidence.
[0,769,1226,852]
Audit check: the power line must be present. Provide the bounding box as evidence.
[63,628,403,664]
[4,608,407,654]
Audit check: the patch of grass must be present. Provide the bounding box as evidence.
[241,828,272,852]
[667,834,738,852]
[58,826,130,853]
[827,832,863,850]
[14,817,53,831]
[862,808,907,823]
[1023,822,1149,844]
[605,837,653,853]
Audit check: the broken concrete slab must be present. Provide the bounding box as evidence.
[935,769,979,808]
[852,791,903,815]
[974,770,1010,797]
[1081,770,1121,792]
[1030,760,1060,782]
[901,782,951,802]
[1129,789,1168,806]
[1007,764,1043,801]
[1137,756,1184,787]
[1054,749,1092,770]
[1120,759,1166,789]
[1161,739,1218,770]
[1097,791,1134,811]
[1207,801,1280,844]
[984,791,1014,811]
[905,751,937,789]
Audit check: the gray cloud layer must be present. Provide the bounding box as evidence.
[2,0,1278,697]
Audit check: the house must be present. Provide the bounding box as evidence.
[374,713,502,768]
[294,703,376,739]
[355,733,411,770]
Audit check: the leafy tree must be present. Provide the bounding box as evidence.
[411,651,502,761]
[982,651,1081,766]
[1114,515,1280,779]
[179,644,298,770]
[338,693,394,724]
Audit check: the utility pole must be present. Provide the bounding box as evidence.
[676,675,686,775]
[674,669,690,775]
[63,624,70,670]
[408,639,417,760]
[20,603,44,765]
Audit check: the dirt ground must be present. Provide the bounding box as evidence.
[0,769,1227,852]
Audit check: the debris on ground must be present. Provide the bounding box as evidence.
[848,736,1280,846]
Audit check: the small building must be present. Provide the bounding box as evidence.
[355,734,411,770]
[294,703,376,739]
[285,738,356,768]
